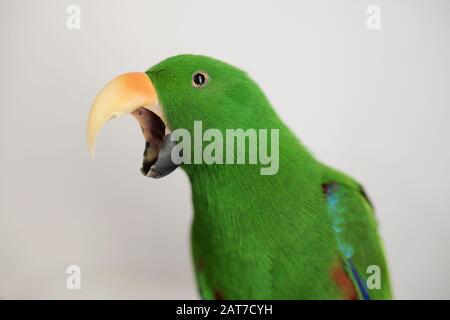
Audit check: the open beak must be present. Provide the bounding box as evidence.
[87,72,179,178]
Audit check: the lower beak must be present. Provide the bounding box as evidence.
[87,72,178,178]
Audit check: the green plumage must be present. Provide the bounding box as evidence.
[147,55,392,299]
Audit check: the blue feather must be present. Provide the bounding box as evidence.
[348,259,370,300]
[324,182,371,300]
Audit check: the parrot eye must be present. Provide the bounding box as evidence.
[192,72,208,88]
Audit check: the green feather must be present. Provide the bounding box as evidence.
[147,54,392,299]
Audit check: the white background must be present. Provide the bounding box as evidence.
[1,0,449,299]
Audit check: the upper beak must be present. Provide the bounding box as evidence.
[87,72,178,178]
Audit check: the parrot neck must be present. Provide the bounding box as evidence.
[186,127,324,248]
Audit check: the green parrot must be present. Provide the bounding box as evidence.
[87,54,392,299]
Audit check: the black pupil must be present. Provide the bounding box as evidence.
[194,73,206,86]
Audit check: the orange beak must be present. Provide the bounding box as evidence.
[87,72,168,157]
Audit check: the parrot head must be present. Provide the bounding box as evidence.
[87,54,279,178]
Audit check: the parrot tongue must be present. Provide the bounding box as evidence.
[131,107,179,178]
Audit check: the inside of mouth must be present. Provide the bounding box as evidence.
[131,107,166,176]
